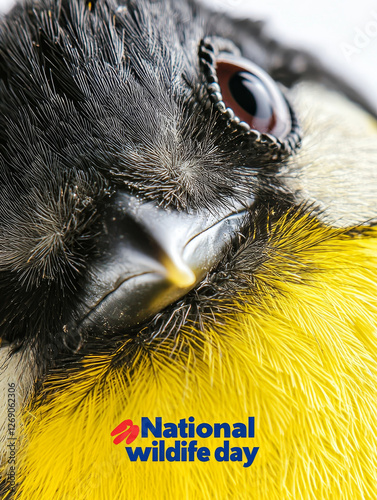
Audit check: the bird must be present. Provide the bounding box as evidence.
[0,0,377,498]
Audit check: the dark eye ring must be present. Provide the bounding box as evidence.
[199,38,301,158]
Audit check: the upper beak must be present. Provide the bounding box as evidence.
[68,191,253,338]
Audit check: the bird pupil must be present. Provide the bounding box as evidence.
[228,71,273,120]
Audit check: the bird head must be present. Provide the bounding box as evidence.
[1,0,377,499]
[1,0,375,361]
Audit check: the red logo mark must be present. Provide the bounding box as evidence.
[111,419,140,445]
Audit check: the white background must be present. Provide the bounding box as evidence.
[0,0,376,106]
[201,0,377,108]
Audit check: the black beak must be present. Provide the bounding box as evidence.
[68,191,253,339]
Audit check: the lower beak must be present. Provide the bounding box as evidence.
[68,191,252,338]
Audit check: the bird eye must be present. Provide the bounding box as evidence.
[199,39,301,157]
[216,55,291,139]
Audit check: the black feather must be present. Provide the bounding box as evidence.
[1,0,353,372]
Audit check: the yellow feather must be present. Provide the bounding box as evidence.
[6,213,377,499]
